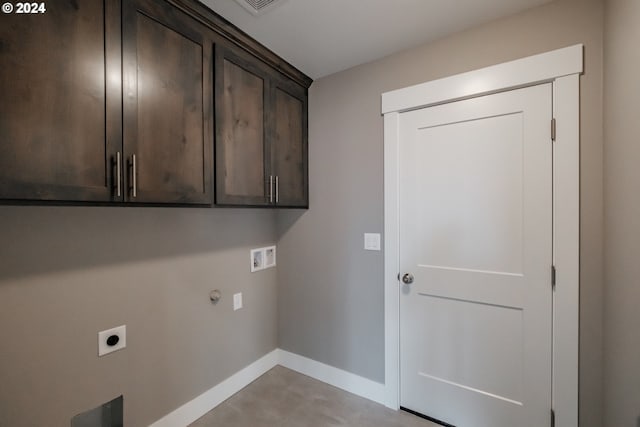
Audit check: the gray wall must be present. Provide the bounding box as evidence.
[0,207,278,426]
[603,0,640,425]
[0,1,615,425]
[276,0,604,425]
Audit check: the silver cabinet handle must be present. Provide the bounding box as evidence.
[269,175,274,204]
[114,151,121,198]
[129,154,137,198]
[275,176,279,204]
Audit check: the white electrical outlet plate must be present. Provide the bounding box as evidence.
[264,246,276,268]
[233,293,243,311]
[98,325,126,356]
[364,233,381,251]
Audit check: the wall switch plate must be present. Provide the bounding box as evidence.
[364,233,381,251]
[98,325,126,356]
[233,293,243,311]
[264,246,276,268]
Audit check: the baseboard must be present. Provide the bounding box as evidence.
[277,349,387,406]
[150,348,387,426]
[149,349,279,427]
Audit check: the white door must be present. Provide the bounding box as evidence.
[399,84,553,427]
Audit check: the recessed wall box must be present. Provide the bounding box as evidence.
[250,248,263,272]
[250,246,277,272]
[264,246,276,268]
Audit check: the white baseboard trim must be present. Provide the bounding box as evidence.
[150,349,388,426]
[277,349,387,407]
[150,349,279,427]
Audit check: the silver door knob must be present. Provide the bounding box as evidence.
[402,273,414,284]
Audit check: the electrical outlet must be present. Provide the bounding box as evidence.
[233,293,243,311]
[98,325,126,356]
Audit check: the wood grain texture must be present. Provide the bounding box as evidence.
[135,14,204,194]
[0,0,117,201]
[272,82,308,208]
[0,0,308,206]
[106,0,124,202]
[222,60,265,198]
[215,44,309,208]
[123,0,213,204]
[215,47,270,206]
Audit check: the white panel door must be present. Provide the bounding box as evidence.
[399,84,553,427]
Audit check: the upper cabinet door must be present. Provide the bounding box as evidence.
[215,47,270,206]
[271,80,308,208]
[0,0,121,202]
[122,0,213,205]
[214,46,309,208]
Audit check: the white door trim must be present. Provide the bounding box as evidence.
[382,45,582,427]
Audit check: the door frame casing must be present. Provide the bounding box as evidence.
[381,45,582,427]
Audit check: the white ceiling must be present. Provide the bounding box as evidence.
[202,0,553,79]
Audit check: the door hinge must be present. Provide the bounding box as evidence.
[551,265,556,290]
[551,408,556,427]
[551,118,557,141]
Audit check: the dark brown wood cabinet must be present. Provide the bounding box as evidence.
[271,78,308,207]
[0,0,310,207]
[215,46,270,206]
[122,0,213,204]
[0,0,213,205]
[0,0,121,202]
[215,47,309,208]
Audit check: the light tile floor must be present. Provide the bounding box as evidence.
[190,366,437,427]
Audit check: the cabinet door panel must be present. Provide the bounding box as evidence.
[0,0,120,201]
[272,82,308,207]
[123,0,213,204]
[215,49,269,206]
